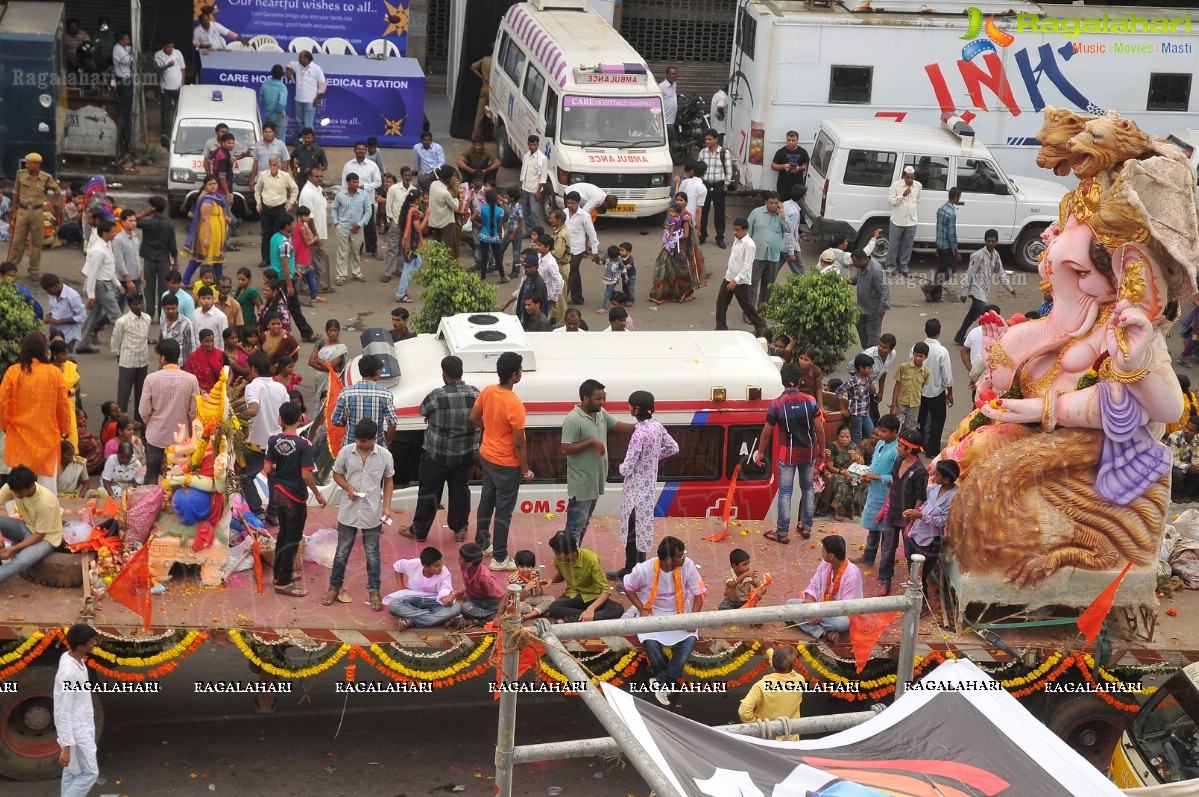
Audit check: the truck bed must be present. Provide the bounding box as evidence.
[4,503,1198,669]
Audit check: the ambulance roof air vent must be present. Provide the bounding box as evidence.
[437,313,536,373]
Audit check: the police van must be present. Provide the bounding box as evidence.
[311,313,788,521]
[166,85,260,219]
[487,0,674,221]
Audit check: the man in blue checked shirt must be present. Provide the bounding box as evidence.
[331,354,397,446]
[926,188,962,302]
[331,174,373,285]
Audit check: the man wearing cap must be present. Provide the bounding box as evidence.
[8,153,60,278]
[885,166,920,276]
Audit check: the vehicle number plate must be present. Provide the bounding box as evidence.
[613,204,636,213]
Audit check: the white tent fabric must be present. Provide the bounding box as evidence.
[601,659,1126,796]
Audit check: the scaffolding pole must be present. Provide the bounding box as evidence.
[493,584,524,797]
[895,555,925,698]
[512,707,883,764]
[538,632,686,797]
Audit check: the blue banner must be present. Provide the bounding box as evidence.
[200,51,425,148]
[201,0,410,56]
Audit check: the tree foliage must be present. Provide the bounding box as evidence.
[410,241,499,334]
[0,280,44,375]
[760,269,858,374]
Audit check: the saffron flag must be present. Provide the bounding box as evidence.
[849,611,902,673]
[105,540,153,631]
[324,361,345,456]
[742,573,773,608]
[1078,561,1133,645]
[251,536,264,595]
[702,464,740,542]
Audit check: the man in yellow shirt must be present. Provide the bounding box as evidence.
[0,465,65,583]
[738,646,804,739]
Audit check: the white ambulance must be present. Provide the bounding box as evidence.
[487,0,675,221]
[313,313,788,521]
[166,85,260,219]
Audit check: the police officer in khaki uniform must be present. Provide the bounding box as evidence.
[8,153,61,277]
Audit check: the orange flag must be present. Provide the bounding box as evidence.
[743,573,773,608]
[106,541,153,631]
[324,362,345,457]
[1078,561,1133,645]
[702,465,740,542]
[252,536,264,595]
[849,611,902,673]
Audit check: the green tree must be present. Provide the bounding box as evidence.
[410,241,500,334]
[0,280,43,375]
[759,270,857,374]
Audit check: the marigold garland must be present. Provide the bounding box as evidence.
[91,631,207,667]
[0,631,47,666]
[228,629,351,678]
[683,642,761,679]
[367,634,493,681]
[0,631,59,680]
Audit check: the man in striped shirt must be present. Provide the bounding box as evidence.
[330,354,397,446]
[753,364,825,542]
[696,129,733,248]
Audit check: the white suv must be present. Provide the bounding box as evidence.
[802,119,1064,271]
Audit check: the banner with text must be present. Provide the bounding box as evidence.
[201,0,410,55]
[201,52,424,148]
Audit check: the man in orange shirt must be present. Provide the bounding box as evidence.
[469,351,532,572]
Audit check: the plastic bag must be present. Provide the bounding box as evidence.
[304,528,339,569]
[1169,540,1199,589]
[222,536,257,579]
[1161,523,1181,565]
[1172,508,1199,542]
[62,520,93,546]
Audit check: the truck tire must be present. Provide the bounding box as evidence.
[1013,224,1048,273]
[0,666,104,781]
[168,201,184,219]
[856,221,889,261]
[496,123,520,168]
[1045,693,1129,770]
[541,182,559,223]
[20,552,86,589]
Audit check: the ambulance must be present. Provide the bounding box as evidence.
[312,313,789,521]
[166,85,260,219]
[487,0,675,221]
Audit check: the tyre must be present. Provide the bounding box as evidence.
[1045,693,1129,770]
[20,551,86,589]
[856,221,889,261]
[167,201,184,219]
[0,666,105,781]
[1013,224,1048,272]
[540,183,559,224]
[496,123,520,168]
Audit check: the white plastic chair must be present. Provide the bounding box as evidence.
[288,36,322,55]
[225,41,250,51]
[255,42,284,53]
[248,34,280,51]
[365,39,400,59]
[321,37,357,56]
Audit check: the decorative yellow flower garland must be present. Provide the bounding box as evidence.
[367,634,494,681]
[0,631,47,666]
[91,631,208,667]
[683,642,761,678]
[228,629,351,678]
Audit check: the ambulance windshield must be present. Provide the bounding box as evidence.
[560,96,665,148]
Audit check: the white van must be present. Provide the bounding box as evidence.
[166,85,260,219]
[1166,130,1199,181]
[803,118,1064,272]
[487,0,674,221]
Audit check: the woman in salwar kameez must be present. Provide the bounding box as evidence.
[612,391,680,579]
[181,176,228,283]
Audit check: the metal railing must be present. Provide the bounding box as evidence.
[493,555,927,797]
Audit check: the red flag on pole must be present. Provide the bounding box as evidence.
[742,574,773,608]
[702,465,740,542]
[324,362,346,456]
[1078,561,1133,645]
[849,611,902,673]
[106,541,154,631]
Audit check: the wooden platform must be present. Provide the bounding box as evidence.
[4,502,1199,669]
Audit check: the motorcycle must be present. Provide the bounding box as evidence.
[670,92,709,165]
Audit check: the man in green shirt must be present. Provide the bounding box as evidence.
[545,532,623,623]
[560,379,633,545]
[0,465,65,583]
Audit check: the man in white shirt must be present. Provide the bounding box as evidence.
[519,134,548,231]
[567,182,618,218]
[192,11,243,52]
[960,303,1000,404]
[886,165,921,275]
[113,30,134,157]
[55,624,100,797]
[563,191,599,306]
[658,66,678,136]
[192,286,229,350]
[112,209,142,299]
[341,142,383,260]
[299,166,332,292]
[781,184,806,276]
[677,161,707,234]
[286,52,327,135]
[709,88,730,144]
[715,218,767,337]
[532,236,565,311]
[382,176,410,281]
[76,219,123,354]
[913,318,954,457]
[111,292,152,420]
[154,39,186,148]
[242,352,291,522]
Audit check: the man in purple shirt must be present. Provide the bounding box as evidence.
[138,338,200,484]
